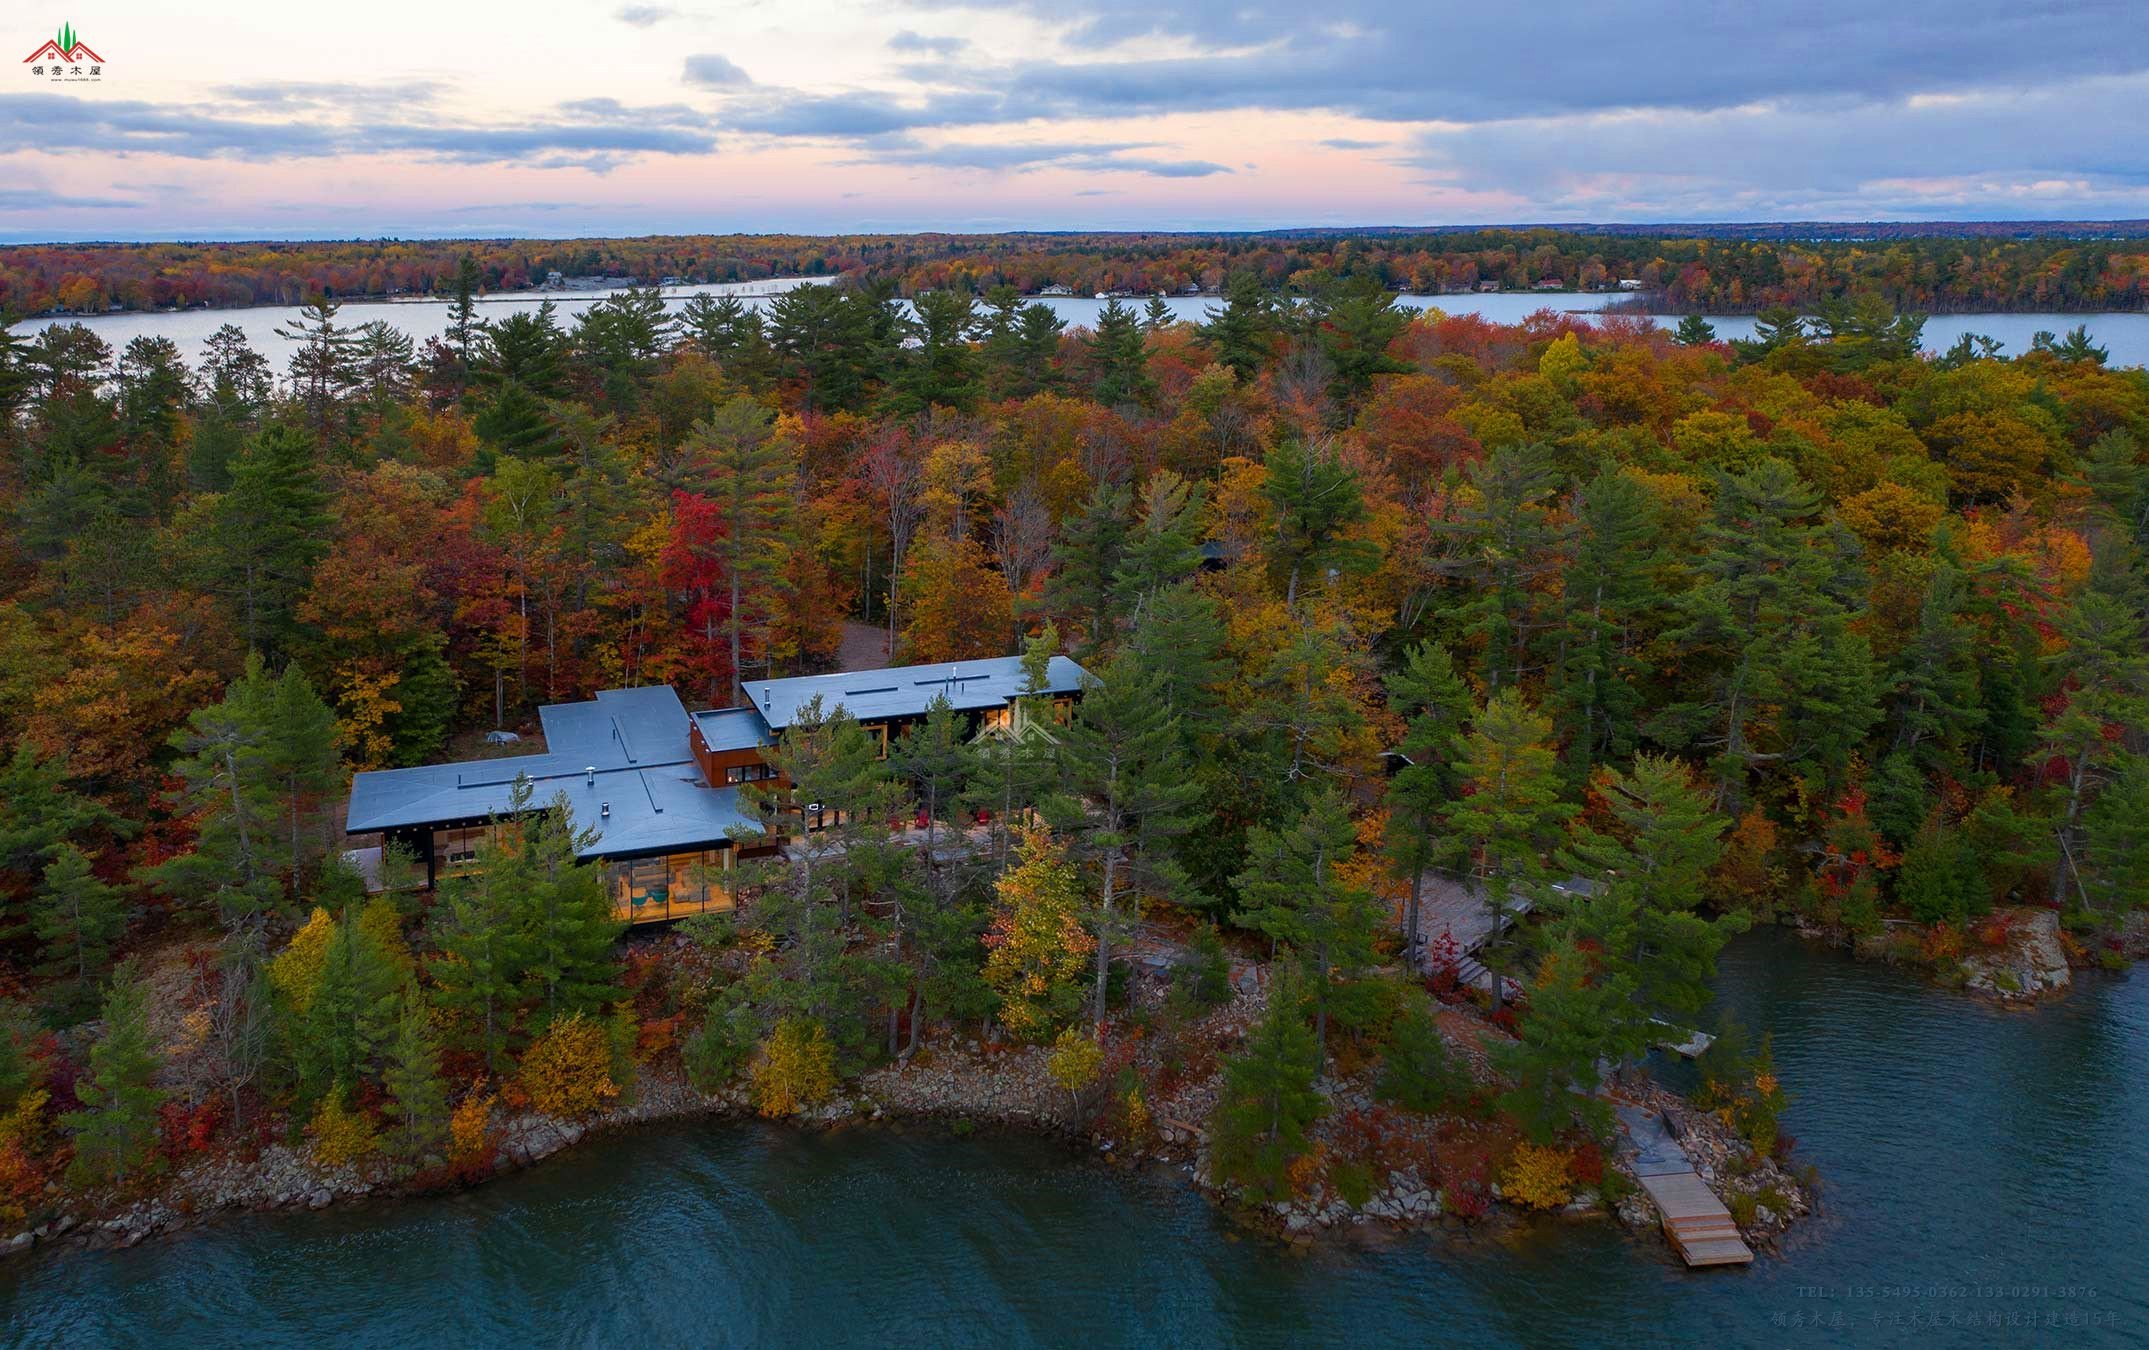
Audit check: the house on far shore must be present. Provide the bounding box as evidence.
[1037,283,1075,296]
[343,656,1090,926]
[1477,280,1502,293]
[1532,278,1566,291]
[1618,278,1645,290]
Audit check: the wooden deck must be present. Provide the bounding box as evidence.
[1618,1104,1754,1267]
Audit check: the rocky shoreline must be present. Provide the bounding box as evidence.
[4,977,1814,1267]
[1796,906,2147,1006]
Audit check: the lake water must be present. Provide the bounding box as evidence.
[16,285,2149,372]
[2,930,2142,1348]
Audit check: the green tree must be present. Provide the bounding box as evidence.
[0,745,122,939]
[1441,689,1576,1009]
[1383,640,1475,961]
[142,654,283,923]
[1198,272,1274,381]
[62,963,167,1187]
[274,297,356,443]
[1672,314,1717,346]
[294,905,403,1102]
[1262,438,1378,609]
[189,422,330,657]
[1495,938,1631,1142]
[684,396,795,702]
[1207,974,1324,1200]
[1556,753,1743,1038]
[893,289,981,413]
[1377,995,1471,1114]
[34,843,127,1015]
[1052,654,1207,1027]
[1043,479,1130,653]
[1551,467,1661,771]
[382,985,449,1158]
[1234,788,1376,1067]
[1085,299,1153,408]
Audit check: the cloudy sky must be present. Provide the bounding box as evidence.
[7,0,2149,239]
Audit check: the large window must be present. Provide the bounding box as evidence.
[432,826,488,877]
[613,849,735,923]
[724,762,775,786]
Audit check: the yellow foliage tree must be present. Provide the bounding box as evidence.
[517,1014,621,1119]
[750,1017,837,1119]
[982,826,1094,1041]
[1046,1027,1103,1106]
[270,908,337,1016]
[1500,1143,1573,1210]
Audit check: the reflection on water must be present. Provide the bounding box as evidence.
[1,931,2142,1348]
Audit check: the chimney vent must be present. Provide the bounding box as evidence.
[585,765,597,785]
[600,801,611,818]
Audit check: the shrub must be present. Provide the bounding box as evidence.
[310,1095,380,1169]
[1499,1143,1573,1211]
[683,1002,758,1092]
[1726,1191,1759,1227]
[518,1014,621,1119]
[448,1087,494,1162]
[1568,1139,1605,1187]
[1170,924,1234,1012]
[750,1018,837,1118]
[1330,1160,1374,1209]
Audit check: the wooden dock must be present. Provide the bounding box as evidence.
[1618,1105,1753,1268]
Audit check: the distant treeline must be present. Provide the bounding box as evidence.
[6,227,2149,316]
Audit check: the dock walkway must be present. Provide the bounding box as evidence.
[1617,1104,1754,1267]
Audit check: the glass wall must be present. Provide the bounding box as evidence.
[610,848,735,923]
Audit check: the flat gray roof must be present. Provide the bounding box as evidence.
[693,706,774,753]
[345,685,759,856]
[741,655,1089,731]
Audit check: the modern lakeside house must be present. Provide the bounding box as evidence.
[343,655,1090,925]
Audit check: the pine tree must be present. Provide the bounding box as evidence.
[445,253,483,395]
[33,843,126,1014]
[2040,582,2149,910]
[893,289,981,413]
[1888,560,1986,771]
[144,654,284,923]
[1382,640,1475,961]
[1551,467,1660,773]
[1672,314,1717,347]
[426,811,533,1072]
[1043,479,1130,653]
[683,396,795,702]
[891,694,978,880]
[62,963,167,1187]
[274,297,356,442]
[1441,689,1576,1009]
[981,825,1093,1041]
[0,745,122,939]
[1207,974,1324,1200]
[382,985,448,1158]
[1051,653,1206,1027]
[295,906,403,1102]
[195,422,329,657]
[1234,788,1375,1066]
[1112,470,1207,615]
[515,797,624,1025]
[1556,754,1743,1038]
[1085,299,1153,408]
[1198,272,1274,381]
[1261,439,1377,609]
[1447,442,1561,693]
[1494,938,1631,1142]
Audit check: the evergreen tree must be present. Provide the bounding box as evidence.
[515,796,624,1025]
[1672,314,1717,347]
[1314,277,1411,404]
[62,963,167,1187]
[143,654,283,922]
[766,285,879,413]
[2040,582,2149,910]
[1198,272,1274,381]
[1551,467,1660,771]
[445,253,483,394]
[1556,754,1744,1039]
[1262,439,1378,609]
[382,985,448,1158]
[1050,652,1207,1027]
[1494,938,1631,1142]
[0,745,122,938]
[1142,295,1174,331]
[473,380,562,461]
[893,289,981,413]
[1085,299,1153,408]
[1234,788,1376,1066]
[1012,302,1065,394]
[891,694,979,881]
[262,662,342,884]
[1382,640,1475,961]
[295,905,403,1102]
[1447,442,1561,693]
[1377,996,1471,1114]
[1043,479,1130,653]
[273,297,356,444]
[426,811,533,1072]
[192,422,329,656]
[34,843,126,1015]
[1207,974,1324,1201]
[1888,560,1986,771]
[1441,689,1576,1009]
[1112,470,1207,615]
[684,397,795,702]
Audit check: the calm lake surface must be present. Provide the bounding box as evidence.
[16,285,2149,371]
[2,930,2143,1348]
